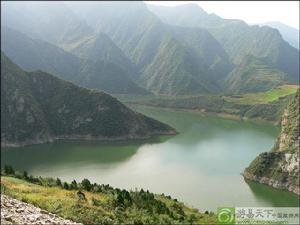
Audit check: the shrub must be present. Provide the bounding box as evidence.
[77,190,86,201]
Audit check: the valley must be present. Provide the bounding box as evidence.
[1,1,299,224]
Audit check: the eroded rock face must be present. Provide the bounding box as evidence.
[243,90,299,195]
[1,194,81,225]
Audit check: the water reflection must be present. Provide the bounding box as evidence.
[245,179,299,206]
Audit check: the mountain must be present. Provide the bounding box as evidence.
[225,55,288,94]
[1,53,176,147]
[261,22,299,49]
[66,1,233,95]
[1,26,82,82]
[147,3,299,84]
[78,59,148,94]
[243,90,299,194]
[1,1,93,48]
[69,32,140,80]
[1,26,148,95]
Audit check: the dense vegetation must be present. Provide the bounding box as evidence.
[1,166,216,224]
[244,90,299,194]
[1,53,175,147]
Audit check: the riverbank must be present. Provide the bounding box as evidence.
[1,130,177,148]
[242,171,300,195]
[128,103,279,126]
[120,86,298,126]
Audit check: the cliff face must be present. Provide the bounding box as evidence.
[243,90,299,195]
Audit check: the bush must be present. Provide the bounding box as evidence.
[77,190,86,201]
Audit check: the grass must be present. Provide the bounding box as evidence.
[1,176,216,224]
[224,85,299,105]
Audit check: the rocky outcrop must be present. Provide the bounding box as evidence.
[243,89,299,194]
[243,171,299,195]
[1,194,81,224]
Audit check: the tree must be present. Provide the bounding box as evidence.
[116,193,124,205]
[63,182,69,190]
[81,178,92,191]
[23,171,28,179]
[56,178,62,186]
[4,165,14,175]
[70,180,78,189]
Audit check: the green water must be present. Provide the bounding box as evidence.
[1,106,298,211]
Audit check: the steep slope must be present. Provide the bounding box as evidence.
[261,22,299,49]
[1,1,93,48]
[1,26,81,82]
[1,53,176,147]
[148,3,299,84]
[66,1,233,95]
[78,59,148,95]
[243,90,299,194]
[1,27,148,95]
[1,54,52,146]
[69,32,140,80]
[225,55,288,94]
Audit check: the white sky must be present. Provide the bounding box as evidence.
[145,1,299,29]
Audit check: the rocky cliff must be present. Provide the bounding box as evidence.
[243,89,299,195]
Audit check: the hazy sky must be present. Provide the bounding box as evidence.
[145,1,299,29]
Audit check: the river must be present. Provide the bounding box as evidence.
[1,106,298,211]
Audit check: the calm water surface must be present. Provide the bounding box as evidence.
[1,106,298,211]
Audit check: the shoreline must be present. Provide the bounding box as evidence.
[128,103,279,126]
[242,171,300,195]
[1,130,177,148]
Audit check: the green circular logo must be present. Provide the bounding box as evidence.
[217,207,235,224]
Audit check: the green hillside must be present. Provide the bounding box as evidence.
[1,53,175,147]
[225,55,288,94]
[1,171,216,224]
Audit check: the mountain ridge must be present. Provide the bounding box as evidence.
[1,26,148,95]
